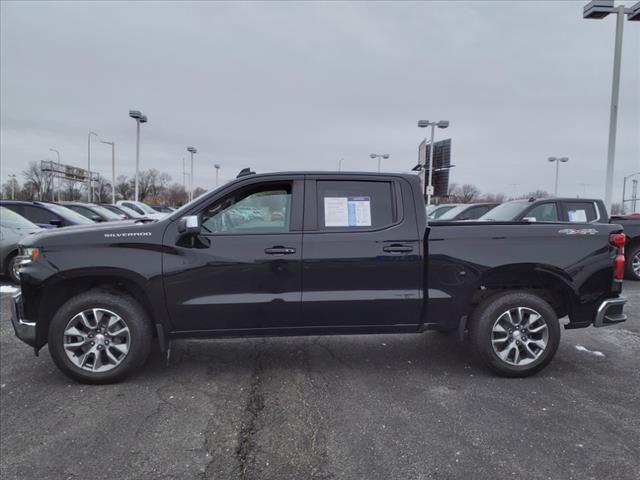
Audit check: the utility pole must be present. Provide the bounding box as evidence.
[101,140,116,204]
[8,174,16,199]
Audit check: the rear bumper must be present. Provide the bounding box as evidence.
[593,296,627,328]
[10,292,37,347]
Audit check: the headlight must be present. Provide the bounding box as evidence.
[19,247,40,265]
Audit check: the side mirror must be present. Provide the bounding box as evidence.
[178,215,201,234]
[91,215,104,222]
[49,219,63,227]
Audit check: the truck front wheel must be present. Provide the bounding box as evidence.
[48,290,153,384]
[469,291,560,377]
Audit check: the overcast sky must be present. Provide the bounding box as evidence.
[1,0,638,200]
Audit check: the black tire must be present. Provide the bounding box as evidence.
[625,243,640,281]
[48,290,153,384]
[6,252,20,284]
[469,291,560,378]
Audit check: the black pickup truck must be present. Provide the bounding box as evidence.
[11,171,628,383]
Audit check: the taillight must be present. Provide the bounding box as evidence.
[609,233,626,281]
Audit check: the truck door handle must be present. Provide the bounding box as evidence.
[264,246,296,255]
[383,245,413,254]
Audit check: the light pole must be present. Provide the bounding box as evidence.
[338,158,344,171]
[49,148,61,201]
[100,140,116,204]
[548,157,569,196]
[369,153,390,172]
[214,164,221,186]
[187,146,197,201]
[621,172,640,213]
[8,174,16,199]
[583,0,640,211]
[417,120,449,206]
[129,110,148,201]
[87,132,98,202]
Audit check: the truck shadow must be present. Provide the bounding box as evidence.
[139,331,485,381]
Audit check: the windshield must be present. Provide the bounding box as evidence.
[133,202,158,214]
[478,201,529,221]
[429,205,457,219]
[91,204,124,221]
[0,206,39,229]
[437,205,468,220]
[46,203,94,224]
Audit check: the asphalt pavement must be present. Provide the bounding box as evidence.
[1,281,639,480]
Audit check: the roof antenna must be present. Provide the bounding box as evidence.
[236,168,255,178]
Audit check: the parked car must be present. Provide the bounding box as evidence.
[0,207,42,283]
[11,171,627,384]
[0,200,94,228]
[116,200,166,220]
[427,203,463,219]
[477,197,608,223]
[434,203,499,221]
[100,204,135,219]
[150,205,175,214]
[62,202,128,222]
[610,213,640,281]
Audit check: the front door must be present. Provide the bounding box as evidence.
[163,178,304,332]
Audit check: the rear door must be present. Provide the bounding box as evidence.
[300,175,423,329]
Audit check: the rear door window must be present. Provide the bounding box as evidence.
[316,180,395,230]
[565,202,598,222]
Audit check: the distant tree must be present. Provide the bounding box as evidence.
[193,187,207,199]
[94,176,113,203]
[518,190,551,200]
[115,175,132,200]
[610,202,622,215]
[1,176,20,200]
[22,161,53,200]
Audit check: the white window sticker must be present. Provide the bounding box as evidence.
[324,196,372,227]
[324,197,349,226]
[348,196,371,226]
[568,210,587,222]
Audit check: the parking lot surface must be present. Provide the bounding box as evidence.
[1,282,639,480]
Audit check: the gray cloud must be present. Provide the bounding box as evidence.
[1,0,638,199]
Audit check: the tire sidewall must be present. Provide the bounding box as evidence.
[7,253,20,284]
[48,291,152,384]
[471,292,561,377]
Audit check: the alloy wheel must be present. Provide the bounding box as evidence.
[63,308,130,373]
[491,307,549,366]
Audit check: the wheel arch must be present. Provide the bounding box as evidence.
[34,268,166,349]
[468,263,578,321]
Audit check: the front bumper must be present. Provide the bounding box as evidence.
[593,296,627,327]
[10,292,37,347]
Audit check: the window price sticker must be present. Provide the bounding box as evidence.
[324,196,371,227]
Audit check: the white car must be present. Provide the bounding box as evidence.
[116,201,166,220]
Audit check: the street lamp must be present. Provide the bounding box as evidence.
[214,164,221,186]
[583,0,640,211]
[129,110,148,201]
[417,120,449,206]
[621,172,640,213]
[87,132,98,202]
[369,153,390,172]
[548,157,569,196]
[100,140,116,204]
[8,174,16,200]
[187,146,197,201]
[49,148,61,201]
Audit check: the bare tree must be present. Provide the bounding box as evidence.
[115,175,132,201]
[22,161,53,200]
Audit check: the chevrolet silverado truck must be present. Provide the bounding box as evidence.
[10,171,628,383]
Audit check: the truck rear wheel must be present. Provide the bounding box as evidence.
[48,290,153,384]
[469,291,560,377]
